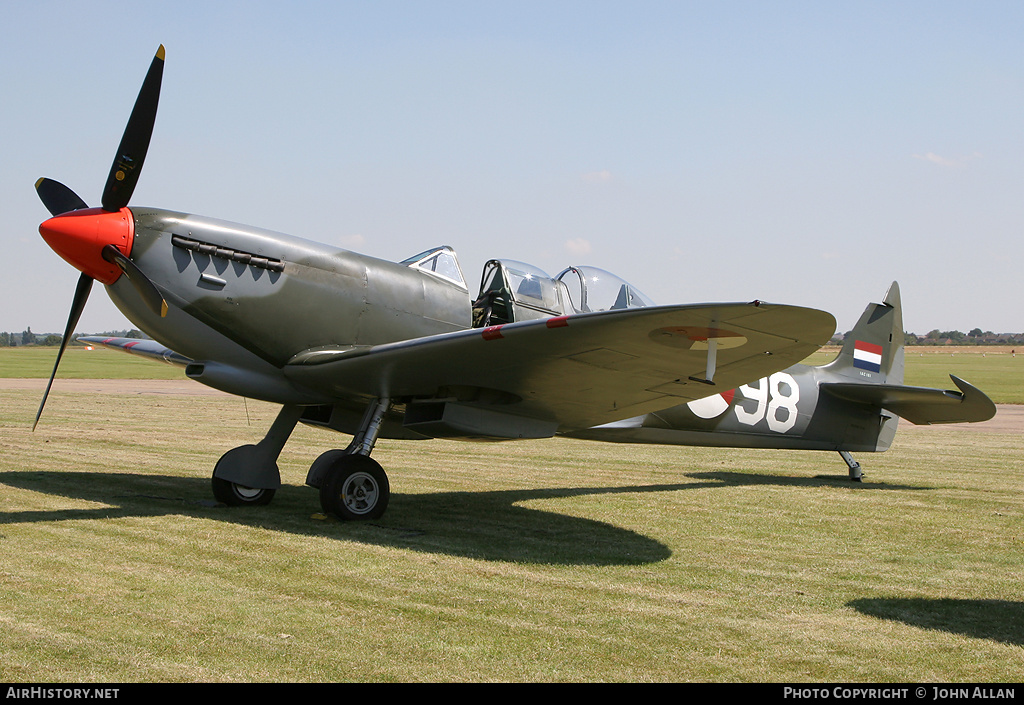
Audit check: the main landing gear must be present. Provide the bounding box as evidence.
[211,404,304,507]
[307,398,391,520]
[211,398,392,520]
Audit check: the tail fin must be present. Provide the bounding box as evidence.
[821,281,904,384]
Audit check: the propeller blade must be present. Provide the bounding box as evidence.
[101,45,165,212]
[34,273,93,431]
[35,178,89,216]
[101,244,168,317]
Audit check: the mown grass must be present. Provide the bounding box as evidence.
[0,345,183,380]
[0,347,1021,681]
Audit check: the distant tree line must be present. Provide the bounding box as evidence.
[905,329,1024,346]
[6,326,1023,348]
[0,328,148,347]
[829,329,1024,346]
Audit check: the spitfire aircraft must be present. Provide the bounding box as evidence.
[31,46,985,522]
[83,279,996,491]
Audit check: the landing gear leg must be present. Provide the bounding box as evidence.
[839,450,863,482]
[212,404,304,506]
[308,398,392,521]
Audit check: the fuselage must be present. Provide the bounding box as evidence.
[38,204,900,453]
[96,208,473,402]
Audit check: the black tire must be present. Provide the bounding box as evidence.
[319,455,389,520]
[211,476,276,506]
[307,449,348,489]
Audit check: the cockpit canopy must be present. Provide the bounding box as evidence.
[472,260,568,327]
[472,259,653,327]
[401,247,653,328]
[400,246,467,289]
[556,265,655,313]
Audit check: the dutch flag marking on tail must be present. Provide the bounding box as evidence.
[853,340,883,373]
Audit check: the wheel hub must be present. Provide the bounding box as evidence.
[342,472,380,515]
[234,484,264,500]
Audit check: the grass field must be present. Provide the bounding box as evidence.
[0,345,184,380]
[1,346,1021,682]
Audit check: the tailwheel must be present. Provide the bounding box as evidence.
[319,454,390,521]
[838,450,863,482]
[212,476,276,506]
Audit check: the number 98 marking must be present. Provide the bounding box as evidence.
[735,372,800,433]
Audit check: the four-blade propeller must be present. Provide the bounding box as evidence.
[33,45,168,430]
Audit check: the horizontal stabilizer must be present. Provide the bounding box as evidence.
[820,375,996,425]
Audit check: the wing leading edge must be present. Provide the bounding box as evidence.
[79,336,191,366]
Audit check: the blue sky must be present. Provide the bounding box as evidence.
[3,1,1022,336]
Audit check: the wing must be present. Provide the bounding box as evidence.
[79,336,192,366]
[285,301,836,434]
[820,375,996,425]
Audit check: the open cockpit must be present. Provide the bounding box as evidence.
[398,246,654,329]
[471,259,654,327]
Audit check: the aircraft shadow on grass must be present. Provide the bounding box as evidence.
[849,597,1024,646]
[0,469,924,567]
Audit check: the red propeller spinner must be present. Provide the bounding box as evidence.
[39,207,134,284]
